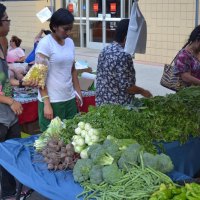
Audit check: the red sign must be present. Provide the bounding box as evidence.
[110,3,116,13]
[68,3,74,13]
[93,3,98,12]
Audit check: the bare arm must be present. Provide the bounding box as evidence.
[72,63,82,104]
[127,85,153,98]
[36,53,53,119]
[18,56,25,62]
[181,72,200,85]
[0,95,23,115]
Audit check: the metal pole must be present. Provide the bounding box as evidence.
[50,0,55,13]
[195,0,199,27]
[80,0,84,47]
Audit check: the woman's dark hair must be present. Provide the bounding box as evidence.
[49,8,74,33]
[115,19,130,43]
[0,3,6,26]
[183,25,200,48]
[11,35,22,47]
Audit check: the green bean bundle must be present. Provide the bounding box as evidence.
[77,165,173,200]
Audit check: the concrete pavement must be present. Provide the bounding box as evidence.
[75,47,175,97]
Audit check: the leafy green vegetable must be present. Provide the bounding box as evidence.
[73,158,93,183]
[90,145,114,166]
[102,163,123,184]
[118,143,142,170]
[61,86,200,153]
[89,165,103,185]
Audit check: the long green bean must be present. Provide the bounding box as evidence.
[77,165,173,200]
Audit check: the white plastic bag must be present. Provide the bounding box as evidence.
[124,0,147,55]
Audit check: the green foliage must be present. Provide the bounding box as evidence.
[102,163,123,185]
[61,86,200,153]
[73,158,93,183]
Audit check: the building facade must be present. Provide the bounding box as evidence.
[2,0,199,64]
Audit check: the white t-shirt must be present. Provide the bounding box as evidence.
[36,34,75,102]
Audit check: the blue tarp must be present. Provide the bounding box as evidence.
[156,136,200,178]
[0,136,200,200]
[0,136,83,200]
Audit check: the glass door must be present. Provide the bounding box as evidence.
[64,0,86,47]
[86,0,126,49]
[64,0,135,49]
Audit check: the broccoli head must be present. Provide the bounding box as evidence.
[155,153,174,173]
[102,139,121,160]
[89,165,104,185]
[87,144,102,158]
[73,158,93,183]
[142,152,158,170]
[102,163,123,184]
[118,143,142,170]
[106,135,137,150]
[90,145,114,166]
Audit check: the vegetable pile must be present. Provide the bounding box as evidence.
[34,117,64,151]
[23,63,48,89]
[32,86,200,199]
[73,137,174,185]
[41,138,79,170]
[61,86,200,153]
[72,122,103,158]
[77,156,173,200]
[150,182,200,200]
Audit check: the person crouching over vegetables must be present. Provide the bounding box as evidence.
[35,8,82,132]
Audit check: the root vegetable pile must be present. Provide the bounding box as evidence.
[40,139,80,170]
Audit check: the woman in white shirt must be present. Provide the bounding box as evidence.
[36,8,82,132]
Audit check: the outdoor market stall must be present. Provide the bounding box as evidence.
[0,135,199,200]
[1,86,199,199]
[14,88,96,125]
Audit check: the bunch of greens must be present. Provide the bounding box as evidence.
[61,86,200,153]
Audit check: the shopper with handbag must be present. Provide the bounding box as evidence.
[174,26,200,86]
